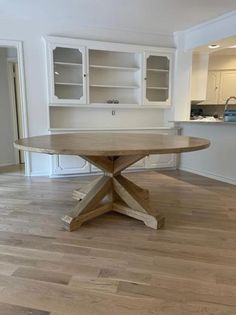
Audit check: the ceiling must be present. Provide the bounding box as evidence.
[194,36,236,53]
[212,48,236,55]
[0,0,236,35]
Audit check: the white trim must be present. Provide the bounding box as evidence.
[179,166,236,186]
[7,57,18,63]
[30,171,49,177]
[0,163,16,167]
[7,61,19,164]
[0,39,30,176]
[182,10,236,51]
[44,36,175,54]
[184,10,236,34]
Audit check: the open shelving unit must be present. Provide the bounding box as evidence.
[88,49,141,105]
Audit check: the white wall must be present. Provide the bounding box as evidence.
[0,48,15,166]
[169,11,236,125]
[209,54,236,70]
[178,123,236,185]
[0,17,174,175]
[171,12,236,185]
[164,33,192,125]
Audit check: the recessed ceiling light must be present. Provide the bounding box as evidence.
[228,45,236,48]
[208,44,220,49]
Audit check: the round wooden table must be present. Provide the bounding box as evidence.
[14,133,210,231]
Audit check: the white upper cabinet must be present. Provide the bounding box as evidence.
[204,70,236,104]
[143,52,172,106]
[46,42,87,104]
[45,37,174,110]
[218,71,236,104]
[205,71,220,104]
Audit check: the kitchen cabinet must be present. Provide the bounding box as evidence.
[218,71,236,104]
[205,71,220,104]
[203,70,236,105]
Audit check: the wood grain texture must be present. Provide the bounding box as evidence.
[61,157,164,231]
[14,132,210,231]
[14,133,210,156]
[0,166,236,314]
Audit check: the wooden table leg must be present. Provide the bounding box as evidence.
[61,155,165,231]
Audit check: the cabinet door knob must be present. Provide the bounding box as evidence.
[144,77,147,80]
[83,74,87,77]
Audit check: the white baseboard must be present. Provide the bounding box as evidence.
[30,171,49,177]
[0,163,15,167]
[179,166,236,186]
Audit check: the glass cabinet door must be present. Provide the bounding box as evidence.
[144,53,171,106]
[50,45,87,103]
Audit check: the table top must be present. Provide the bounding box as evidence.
[14,133,210,156]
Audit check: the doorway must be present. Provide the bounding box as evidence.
[8,60,25,165]
[0,41,28,175]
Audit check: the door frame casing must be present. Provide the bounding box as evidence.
[0,39,29,175]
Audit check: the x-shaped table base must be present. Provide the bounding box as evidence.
[61,155,165,231]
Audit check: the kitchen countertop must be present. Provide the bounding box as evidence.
[172,120,236,125]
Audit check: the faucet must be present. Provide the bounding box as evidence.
[224,96,236,111]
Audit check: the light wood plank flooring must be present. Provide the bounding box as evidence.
[0,166,236,314]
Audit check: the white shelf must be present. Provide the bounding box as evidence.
[48,103,171,109]
[146,86,168,90]
[55,82,83,86]
[90,84,139,89]
[147,68,168,73]
[90,65,139,71]
[54,62,82,66]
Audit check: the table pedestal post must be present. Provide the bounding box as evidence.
[61,155,165,231]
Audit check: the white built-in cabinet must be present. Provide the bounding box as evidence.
[204,70,236,104]
[48,44,87,104]
[44,36,176,177]
[50,129,179,177]
[45,36,174,113]
[144,52,172,106]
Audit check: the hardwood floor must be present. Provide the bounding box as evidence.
[0,167,236,314]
